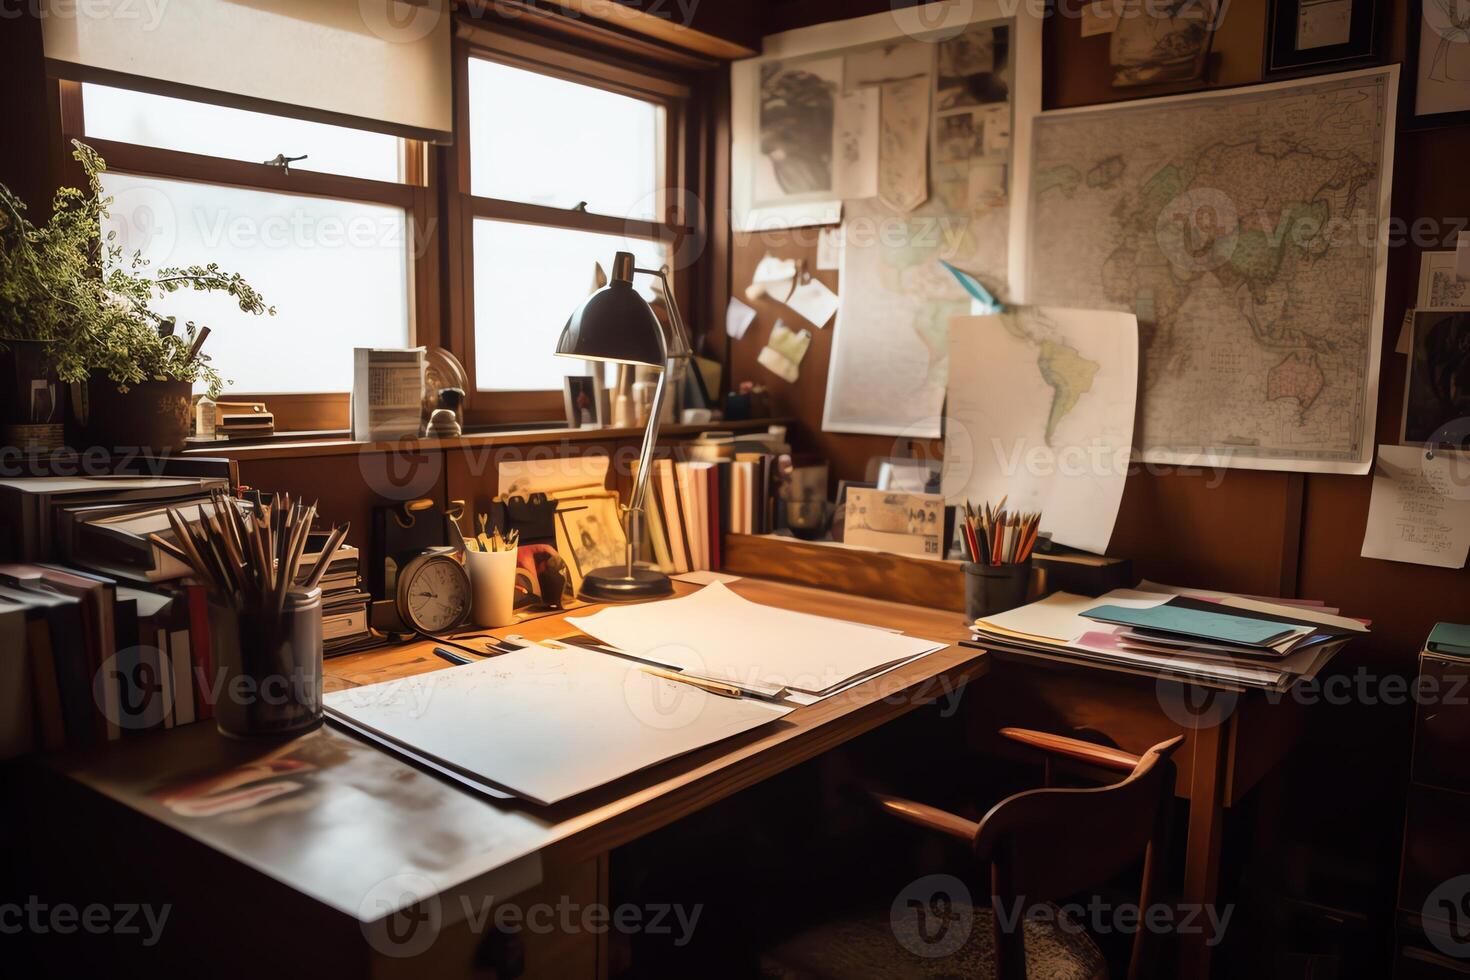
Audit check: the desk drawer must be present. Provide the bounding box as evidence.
[1414,655,1470,792]
[1399,784,1470,922]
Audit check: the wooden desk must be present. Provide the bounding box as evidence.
[20,577,982,978]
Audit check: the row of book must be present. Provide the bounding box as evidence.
[965,582,1368,691]
[0,561,217,759]
[634,455,779,574]
[0,473,375,757]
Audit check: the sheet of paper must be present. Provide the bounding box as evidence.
[1418,250,1470,309]
[499,455,609,496]
[325,644,792,807]
[817,227,844,271]
[1296,0,1352,50]
[942,307,1139,554]
[671,570,743,585]
[782,277,840,329]
[844,38,934,89]
[752,254,799,285]
[974,588,1170,643]
[877,75,930,213]
[726,296,758,340]
[1396,308,1414,356]
[833,89,880,200]
[1361,444,1470,569]
[1080,0,1120,36]
[567,581,945,695]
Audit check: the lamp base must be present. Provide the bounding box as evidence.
[578,565,675,602]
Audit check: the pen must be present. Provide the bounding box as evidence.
[640,666,744,699]
[434,647,473,666]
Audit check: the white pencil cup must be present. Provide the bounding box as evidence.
[467,548,519,628]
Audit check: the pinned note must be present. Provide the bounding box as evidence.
[1361,444,1470,568]
[782,277,840,329]
[726,296,757,340]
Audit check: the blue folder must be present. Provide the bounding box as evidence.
[1428,622,1470,658]
[1082,603,1301,649]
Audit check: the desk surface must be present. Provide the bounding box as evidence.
[49,577,982,924]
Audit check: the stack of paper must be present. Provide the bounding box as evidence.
[968,586,1367,691]
[325,643,793,806]
[567,581,946,700]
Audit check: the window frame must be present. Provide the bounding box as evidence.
[53,77,436,433]
[447,22,699,426]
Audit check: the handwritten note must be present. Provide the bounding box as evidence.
[1361,445,1470,568]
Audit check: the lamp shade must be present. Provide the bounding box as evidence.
[555,280,668,369]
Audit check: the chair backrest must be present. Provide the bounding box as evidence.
[972,734,1184,980]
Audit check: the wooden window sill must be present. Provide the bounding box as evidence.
[181,417,792,462]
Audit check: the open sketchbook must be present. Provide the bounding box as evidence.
[324,644,792,806]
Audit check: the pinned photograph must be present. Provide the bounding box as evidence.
[936,25,1010,110]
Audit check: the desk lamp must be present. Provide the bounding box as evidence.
[555,251,692,600]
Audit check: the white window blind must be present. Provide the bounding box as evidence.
[42,0,452,142]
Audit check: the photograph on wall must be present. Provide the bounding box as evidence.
[1404,309,1470,447]
[1413,0,1470,118]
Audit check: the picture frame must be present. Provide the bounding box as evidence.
[1263,0,1382,79]
[553,491,628,594]
[1406,0,1470,126]
[562,375,598,429]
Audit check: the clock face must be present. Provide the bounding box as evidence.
[400,555,470,634]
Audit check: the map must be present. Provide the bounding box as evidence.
[943,308,1138,554]
[1023,68,1396,474]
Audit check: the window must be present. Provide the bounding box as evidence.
[65,80,422,419]
[99,174,411,394]
[452,31,694,417]
[81,84,407,183]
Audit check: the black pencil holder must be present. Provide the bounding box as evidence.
[208,589,323,738]
[963,560,1033,621]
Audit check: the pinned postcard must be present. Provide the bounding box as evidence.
[782,277,840,329]
[726,296,758,341]
[1361,444,1470,569]
[757,321,813,383]
[1081,0,1120,35]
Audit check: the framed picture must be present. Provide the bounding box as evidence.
[562,375,598,429]
[554,491,628,593]
[1408,0,1470,125]
[1264,0,1382,78]
[1401,309,1470,447]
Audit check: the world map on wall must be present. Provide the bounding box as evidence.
[1025,69,1395,472]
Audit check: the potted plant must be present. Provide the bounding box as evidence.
[0,141,273,454]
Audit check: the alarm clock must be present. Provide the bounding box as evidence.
[394,550,471,635]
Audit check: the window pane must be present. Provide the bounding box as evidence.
[472,220,669,391]
[468,58,662,221]
[99,173,410,395]
[83,84,404,183]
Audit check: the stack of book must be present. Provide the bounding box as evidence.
[296,533,372,656]
[0,561,216,758]
[634,454,778,574]
[966,583,1368,691]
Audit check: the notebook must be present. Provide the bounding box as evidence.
[1081,603,1306,649]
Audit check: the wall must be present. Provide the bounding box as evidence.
[730,0,1460,661]
[729,0,1458,961]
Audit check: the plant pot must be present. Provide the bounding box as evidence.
[0,339,71,452]
[83,374,193,454]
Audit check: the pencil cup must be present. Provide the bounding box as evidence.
[963,560,1033,621]
[208,589,323,738]
[468,548,519,628]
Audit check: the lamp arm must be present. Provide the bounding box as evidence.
[636,266,694,360]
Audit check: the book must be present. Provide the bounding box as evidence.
[0,600,32,759]
[351,347,425,440]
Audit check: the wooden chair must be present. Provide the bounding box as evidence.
[760,729,1185,980]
